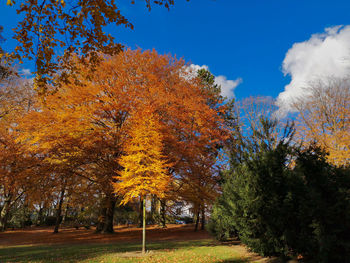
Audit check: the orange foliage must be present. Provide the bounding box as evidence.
[18,49,228,211]
[114,108,171,205]
[0,77,38,230]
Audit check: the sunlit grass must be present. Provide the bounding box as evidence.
[0,239,263,263]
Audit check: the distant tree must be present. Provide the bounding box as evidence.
[197,68,222,108]
[0,25,4,44]
[234,96,278,139]
[0,25,11,82]
[292,77,350,167]
[180,68,232,231]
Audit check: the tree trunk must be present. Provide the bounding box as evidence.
[201,206,205,230]
[194,209,200,232]
[142,198,146,254]
[0,196,11,232]
[53,186,65,233]
[150,195,157,224]
[96,196,107,233]
[37,203,43,226]
[62,195,70,225]
[138,199,143,227]
[160,199,167,228]
[101,195,116,233]
[62,204,69,225]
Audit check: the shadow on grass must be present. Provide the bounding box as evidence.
[0,239,216,263]
[213,255,283,263]
[213,259,279,263]
[213,261,247,263]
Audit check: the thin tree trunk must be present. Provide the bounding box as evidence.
[194,209,200,232]
[142,198,146,254]
[201,206,205,230]
[53,185,65,233]
[138,199,143,227]
[62,195,70,225]
[37,203,43,226]
[62,204,69,225]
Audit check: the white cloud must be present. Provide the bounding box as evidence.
[215,75,242,99]
[187,64,209,72]
[188,64,242,99]
[277,25,350,113]
[20,68,32,76]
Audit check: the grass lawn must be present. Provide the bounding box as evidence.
[0,239,265,263]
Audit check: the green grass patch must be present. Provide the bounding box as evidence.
[0,239,259,263]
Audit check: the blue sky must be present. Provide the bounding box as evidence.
[1,0,350,106]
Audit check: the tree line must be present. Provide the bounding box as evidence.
[0,49,232,235]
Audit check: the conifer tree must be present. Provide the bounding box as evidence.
[209,118,298,256]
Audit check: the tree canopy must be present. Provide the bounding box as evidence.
[12,48,227,234]
[3,0,189,93]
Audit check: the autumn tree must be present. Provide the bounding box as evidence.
[234,96,278,138]
[170,68,231,231]
[4,0,188,93]
[114,108,171,253]
[19,49,228,234]
[0,73,36,231]
[19,88,111,232]
[292,77,350,167]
